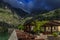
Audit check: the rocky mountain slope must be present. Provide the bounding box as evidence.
[0,1,20,26]
[0,0,32,27]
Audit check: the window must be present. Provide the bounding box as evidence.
[52,26,57,32]
[46,27,51,31]
[53,27,57,30]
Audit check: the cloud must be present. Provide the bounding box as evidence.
[3,0,60,13]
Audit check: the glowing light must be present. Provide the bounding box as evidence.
[19,2,23,4]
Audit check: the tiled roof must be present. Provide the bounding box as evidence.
[42,20,60,27]
[16,30,35,40]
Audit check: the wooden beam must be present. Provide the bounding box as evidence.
[44,26,46,34]
[51,26,53,34]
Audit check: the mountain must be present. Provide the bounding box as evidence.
[3,0,60,13]
[34,9,60,20]
[0,1,33,26]
[0,1,20,26]
[0,0,60,26]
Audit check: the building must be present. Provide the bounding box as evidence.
[41,20,60,34]
[24,20,36,33]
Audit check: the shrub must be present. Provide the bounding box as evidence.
[33,20,48,34]
[52,32,58,37]
[18,25,24,30]
[0,27,7,32]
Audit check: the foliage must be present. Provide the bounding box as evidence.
[52,32,58,37]
[18,25,24,30]
[0,27,7,32]
[33,20,48,33]
[35,9,60,20]
[0,8,20,26]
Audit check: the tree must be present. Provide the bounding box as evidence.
[33,20,48,34]
[18,24,24,30]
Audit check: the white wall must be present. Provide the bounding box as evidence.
[8,30,18,40]
[58,26,60,32]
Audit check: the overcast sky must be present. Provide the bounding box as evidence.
[3,0,60,13]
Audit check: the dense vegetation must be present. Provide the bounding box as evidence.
[35,9,60,20]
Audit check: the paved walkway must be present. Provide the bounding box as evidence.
[8,30,18,40]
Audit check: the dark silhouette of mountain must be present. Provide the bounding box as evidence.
[0,0,29,18]
[33,9,60,21]
[2,0,60,13]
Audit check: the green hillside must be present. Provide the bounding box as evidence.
[0,8,20,26]
[35,9,60,20]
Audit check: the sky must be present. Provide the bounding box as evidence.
[3,0,60,13]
